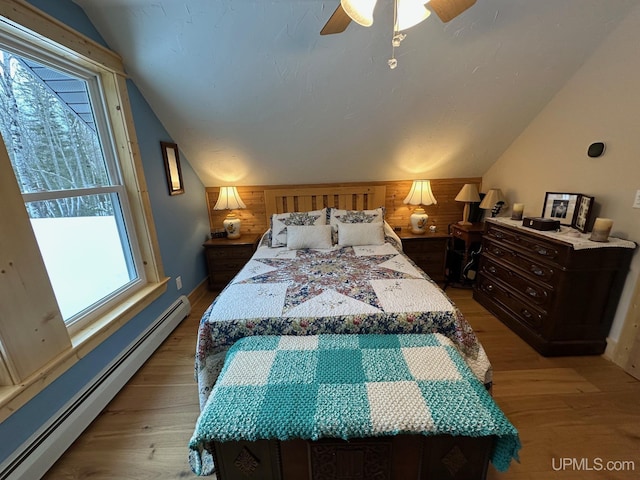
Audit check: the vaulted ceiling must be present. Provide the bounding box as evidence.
[73,0,637,186]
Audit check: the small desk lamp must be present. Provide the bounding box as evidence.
[455,184,481,225]
[213,186,246,239]
[403,180,437,234]
[479,188,507,218]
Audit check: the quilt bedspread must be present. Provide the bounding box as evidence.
[195,241,492,409]
[189,333,519,476]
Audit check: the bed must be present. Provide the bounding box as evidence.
[189,185,517,478]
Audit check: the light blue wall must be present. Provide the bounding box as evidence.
[0,0,210,464]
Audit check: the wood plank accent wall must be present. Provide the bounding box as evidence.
[205,178,483,237]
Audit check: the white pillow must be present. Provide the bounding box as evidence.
[287,224,333,250]
[270,208,327,247]
[329,207,384,243]
[338,222,385,247]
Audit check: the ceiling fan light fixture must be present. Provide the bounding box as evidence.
[395,0,432,31]
[341,0,378,27]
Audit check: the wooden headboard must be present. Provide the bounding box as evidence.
[264,185,386,222]
[206,178,482,236]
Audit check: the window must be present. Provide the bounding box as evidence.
[0,46,145,325]
[0,0,166,415]
[0,45,144,331]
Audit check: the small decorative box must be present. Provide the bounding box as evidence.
[522,217,560,231]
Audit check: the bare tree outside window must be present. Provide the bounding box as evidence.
[0,48,142,324]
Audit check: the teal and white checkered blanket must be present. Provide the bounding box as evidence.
[189,333,520,475]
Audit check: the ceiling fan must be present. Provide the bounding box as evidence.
[320,0,477,35]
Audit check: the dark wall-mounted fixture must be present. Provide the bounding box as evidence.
[587,142,606,158]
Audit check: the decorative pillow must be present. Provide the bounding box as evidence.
[329,207,384,242]
[337,222,385,247]
[270,208,327,247]
[330,207,384,226]
[287,225,333,250]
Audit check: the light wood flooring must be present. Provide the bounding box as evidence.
[43,288,640,479]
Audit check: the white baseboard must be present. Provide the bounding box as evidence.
[0,295,191,480]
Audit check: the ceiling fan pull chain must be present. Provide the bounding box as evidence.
[388,0,401,69]
[393,33,406,46]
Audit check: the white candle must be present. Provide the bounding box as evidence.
[511,203,524,220]
[590,217,613,242]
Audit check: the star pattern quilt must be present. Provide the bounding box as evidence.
[195,237,492,410]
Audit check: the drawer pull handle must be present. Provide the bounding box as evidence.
[487,266,497,274]
[525,287,539,298]
[483,284,494,293]
[491,248,503,256]
[530,265,544,276]
[493,232,505,239]
[533,245,557,257]
[521,309,532,318]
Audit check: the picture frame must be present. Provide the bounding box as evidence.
[541,192,579,226]
[572,194,595,233]
[161,141,184,195]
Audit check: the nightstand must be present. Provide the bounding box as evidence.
[445,222,485,288]
[398,230,449,283]
[203,233,261,290]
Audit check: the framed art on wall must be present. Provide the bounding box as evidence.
[542,192,579,225]
[161,141,184,195]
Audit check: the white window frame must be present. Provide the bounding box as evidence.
[1,40,149,333]
[0,1,167,421]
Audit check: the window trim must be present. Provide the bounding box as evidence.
[0,0,168,422]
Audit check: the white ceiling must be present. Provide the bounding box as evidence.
[73,0,637,187]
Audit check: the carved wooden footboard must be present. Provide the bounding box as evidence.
[211,435,493,480]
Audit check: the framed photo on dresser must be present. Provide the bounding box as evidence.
[572,194,594,233]
[542,192,579,225]
[541,192,594,232]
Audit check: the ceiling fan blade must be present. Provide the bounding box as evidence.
[429,0,477,23]
[320,4,352,35]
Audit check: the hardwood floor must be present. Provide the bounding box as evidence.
[43,289,640,479]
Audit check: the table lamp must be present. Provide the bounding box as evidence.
[479,188,507,218]
[455,184,480,225]
[213,186,246,239]
[403,180,437,234]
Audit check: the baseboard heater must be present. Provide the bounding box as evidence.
[0,295,191,480]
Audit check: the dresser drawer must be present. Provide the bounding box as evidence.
[214,258,250,271]
[479,257,553,309]
[476,274,548,330]
[400,236,447,282]
[210,272,239,290]
[407,250,445,265]
[483,238,558,284]
[203,234,261,290]
[206,245,256,259]
[485,223,571,267]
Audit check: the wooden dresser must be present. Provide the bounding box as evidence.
[473,219,635,356]
[203,233,261,290]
